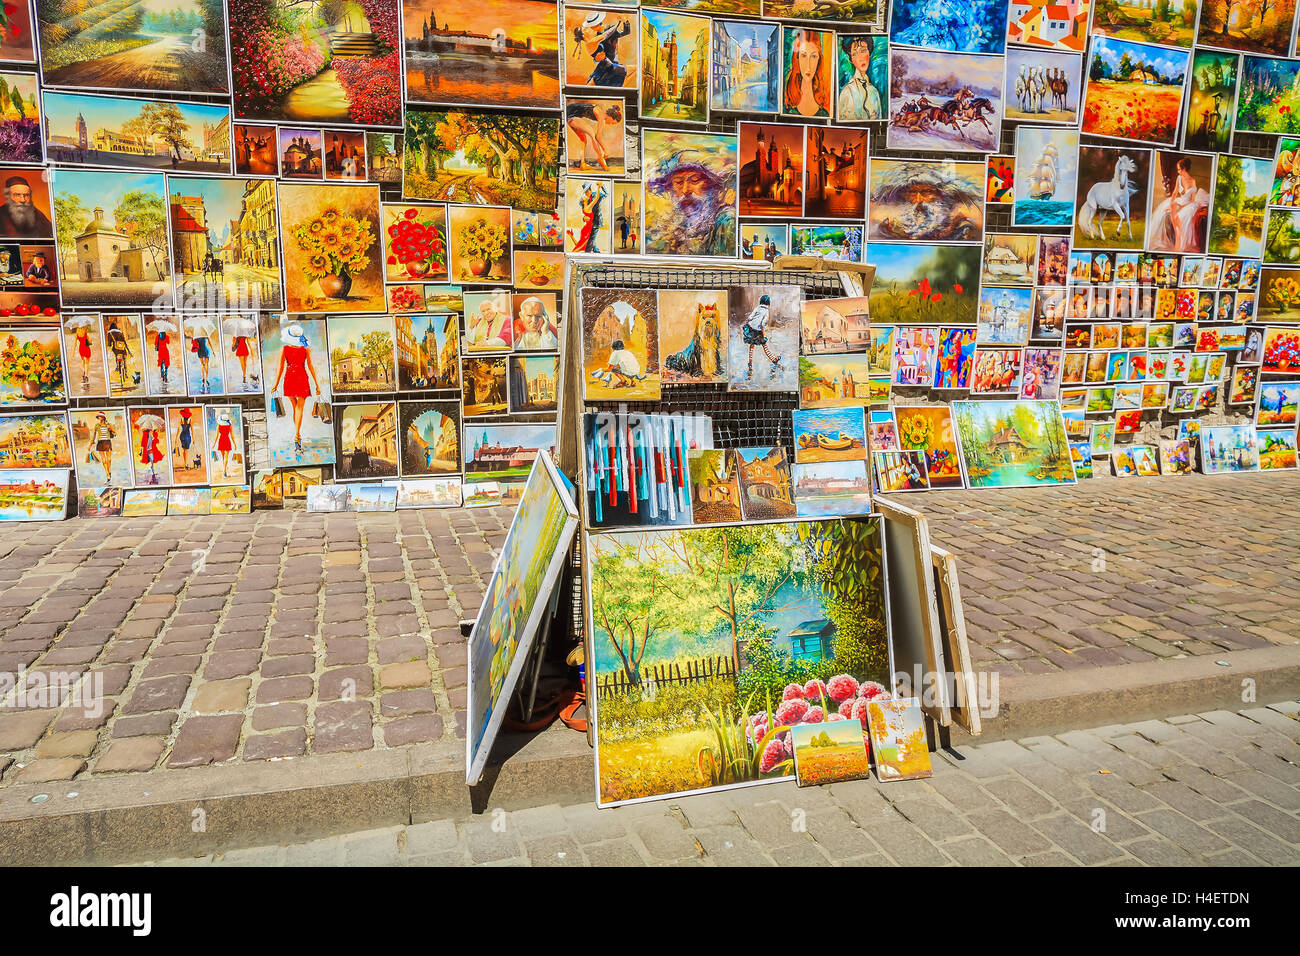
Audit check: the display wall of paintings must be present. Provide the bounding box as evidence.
[2,0,1299,523]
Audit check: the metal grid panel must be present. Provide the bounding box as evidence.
[576,264,847,459]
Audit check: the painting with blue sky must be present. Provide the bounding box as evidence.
[792,407,866,463]
[867,242,982,325]
[43,91,230,174]
[1081,35,1190,146]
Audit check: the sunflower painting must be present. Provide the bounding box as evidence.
[278,183,386,313]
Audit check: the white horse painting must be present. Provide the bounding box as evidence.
[1077,154,1140,241]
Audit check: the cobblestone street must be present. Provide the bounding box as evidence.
[914,473,1300,677]
[139,704,1300,867]
[0,507,508,783]
[0,474,1297,866]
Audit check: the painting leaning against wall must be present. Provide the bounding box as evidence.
[588,515,891,807]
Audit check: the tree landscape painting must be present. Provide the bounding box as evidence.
[1209,154,1270,257]
[1091,0,1201,48]
[1081,35,1189,147]
[588,516,891,806]
[1196,0,1296,57]
[36,0,229,94]
[43,92,229,173]
[402,108,559,213]
[951,399,1076,488]
[229,0,402,127]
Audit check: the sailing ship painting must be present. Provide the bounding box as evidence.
[402,0,561,110]
[1013,126,1078,228]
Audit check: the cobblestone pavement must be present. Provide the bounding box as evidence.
[910,473,1300,679]
[0,508,509,784]
[2,474,1297,786]
[136,703,1300,866]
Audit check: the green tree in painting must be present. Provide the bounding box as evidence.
[590,537,690,686]
[124,104,193,164]
[113,190,168,280]
[54,193,88,275]
[662,524,808,673]
[798,518,887,681]
[361,331,394,382]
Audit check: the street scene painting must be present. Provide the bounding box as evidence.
[589,516,890,806]
[169,177,282,311]
[640,10,710,124]
[43,92,229,174]
[51,170,173,309]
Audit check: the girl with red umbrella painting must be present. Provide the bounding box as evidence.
[154,327,172,384]
[271,322,321,454]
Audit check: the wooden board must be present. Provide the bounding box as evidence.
[872,495,952,726]
[931,544,982,736]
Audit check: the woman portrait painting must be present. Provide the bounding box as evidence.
[783,28,833,119]
[1149,155,1210,255]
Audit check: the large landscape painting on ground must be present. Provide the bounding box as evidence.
[588,516,890,806]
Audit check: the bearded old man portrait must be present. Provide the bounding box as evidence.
[0,176,53,239]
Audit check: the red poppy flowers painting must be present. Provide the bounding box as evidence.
[1081,36,1190,147]
[867,243,982,325]
[382,204,448,283]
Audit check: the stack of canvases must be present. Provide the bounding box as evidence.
[0,0,1298,522]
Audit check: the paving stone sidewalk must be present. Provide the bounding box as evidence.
[2,474,1297,788]
[137,703,1300,866]
[0,508,509,785]
[906,473,1300,678]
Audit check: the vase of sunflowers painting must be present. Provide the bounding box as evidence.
[294,206,376,301]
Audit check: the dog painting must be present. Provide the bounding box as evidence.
[659,290,729,384]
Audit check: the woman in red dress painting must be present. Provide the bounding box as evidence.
[138,420,165,484]
[74,326,93,387]
[213,409,236,479]
[231,333,252,385]
[271,323,321,454]
[155,330,172,385]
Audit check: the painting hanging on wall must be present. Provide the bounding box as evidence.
[1071,146,1152,252]
[205,405,246,485]
[398,399,460,475]
[566,7,637,90]
[69,407,131,488]
[867,159,984,244]
[1012,126,1079,228]
[1208,155,1270,258]
[402,0,560,110]
[867,243,982,326]
[1196,0,1296,57]
[886,48,1003,154]
[0,411,69,469]
[229,0,401,126]
[658,289,729,385]
[1080,36,1189,147]
[278,182,384,313]
[258,313,336,468]
[1182,50,1238,153]
[642,129,738,259]
[402,109,560,213]
[641,10,711,124]
[587,515,890,806]
[36,0,230,94]
[0,325,65,406]
[335,401,398,480]
[51,170,173,310]
[714,20,780,114]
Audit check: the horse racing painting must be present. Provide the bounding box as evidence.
[887,48,1003,153]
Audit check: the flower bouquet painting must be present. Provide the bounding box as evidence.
[279,182,385,312]
[382,203,447,282]
[0,328,66,406]
[448,205,513,285]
